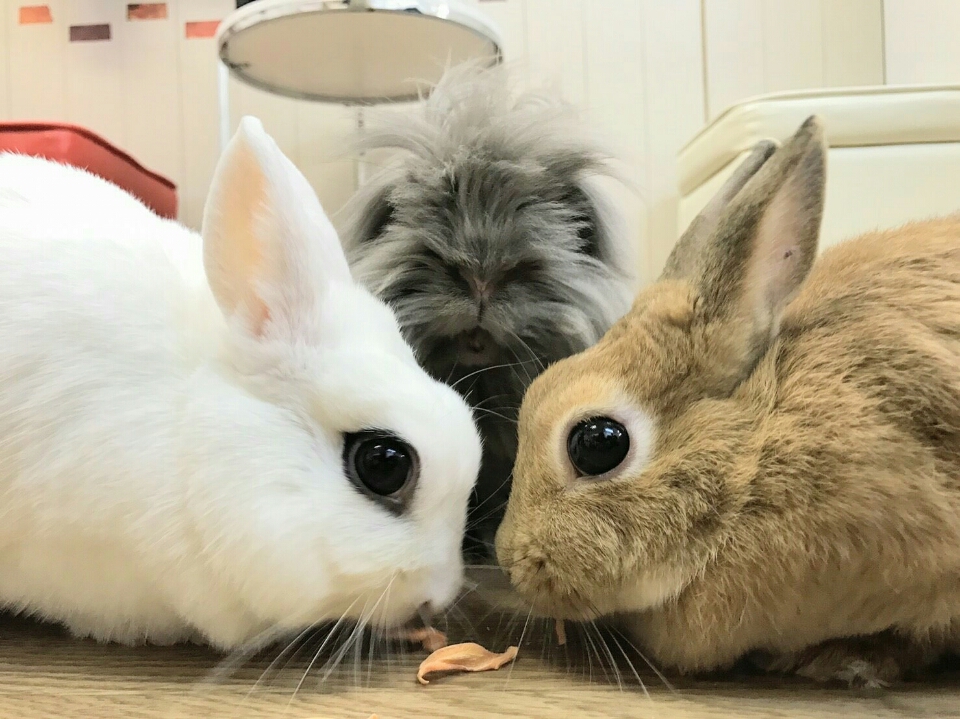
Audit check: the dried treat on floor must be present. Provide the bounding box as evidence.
[417,643,519,685]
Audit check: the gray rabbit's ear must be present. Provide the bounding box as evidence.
[338,180,397,251]
[661,139,778,281]
[356,185,396,243]
[693,116,827,389]
[561,182,602,258]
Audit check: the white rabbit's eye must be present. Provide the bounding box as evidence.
[344,430,419,510]
[567,417,630,477]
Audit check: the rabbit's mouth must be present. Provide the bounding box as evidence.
[383,606,449,651]
[456,327,500,366]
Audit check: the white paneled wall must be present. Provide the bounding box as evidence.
[883,0,960,85]
[702,0,885,120]
[178,0,234,229]
[629,1,705,277]
[0,0,952,282]
[64,2,124,143]
[8,1,65,120]
[120,0,181,185]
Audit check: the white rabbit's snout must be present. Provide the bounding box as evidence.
[193,339,483,641]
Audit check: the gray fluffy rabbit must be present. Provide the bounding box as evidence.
[339,63,637,563]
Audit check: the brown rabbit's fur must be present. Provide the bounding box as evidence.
[496,117,960,685]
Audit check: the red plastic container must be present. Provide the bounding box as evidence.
[0,122,178,219]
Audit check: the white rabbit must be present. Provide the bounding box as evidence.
[0,151,170,229]
[0,152,206,290]
[0,117,482,650]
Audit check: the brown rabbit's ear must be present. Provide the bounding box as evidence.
[661,139,778,281]
[695,116,827,387]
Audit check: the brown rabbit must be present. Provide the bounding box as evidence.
[495,116,960,687]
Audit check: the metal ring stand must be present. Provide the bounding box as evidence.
[215,0,503,187]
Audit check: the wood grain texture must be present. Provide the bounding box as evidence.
[0,613,958,719]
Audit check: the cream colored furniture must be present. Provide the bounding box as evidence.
[678,85,960,251]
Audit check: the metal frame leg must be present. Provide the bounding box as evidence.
[355,105,367,188]
[218,61,231,153]
[219,62,369,194]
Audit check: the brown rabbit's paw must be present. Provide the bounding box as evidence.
[762,633,940,689]
[754,645,897,689]
[796,654,895,690]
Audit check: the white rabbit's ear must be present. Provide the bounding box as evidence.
[201,116,352,339]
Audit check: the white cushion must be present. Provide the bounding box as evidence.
[678,85,960,251]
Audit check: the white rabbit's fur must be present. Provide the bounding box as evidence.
[0,117,482,650]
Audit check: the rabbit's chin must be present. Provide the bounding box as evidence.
[197,587,446,651]
[463,564,533,615]
[488,565,689,624]
[455,329,502,367]
[609,567,688,614]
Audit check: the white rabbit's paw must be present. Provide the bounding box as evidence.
[64,615,194,647]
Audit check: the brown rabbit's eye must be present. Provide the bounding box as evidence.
[567,417,630,477]
[344,430,419,508]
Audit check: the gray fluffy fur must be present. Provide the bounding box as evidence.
[338,63,637,561]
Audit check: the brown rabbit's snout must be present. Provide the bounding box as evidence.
[494,306,702,619]
[494,447,629,618]
[493,358,614,618]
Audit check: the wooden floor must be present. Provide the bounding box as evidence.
[1,611,959,719]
